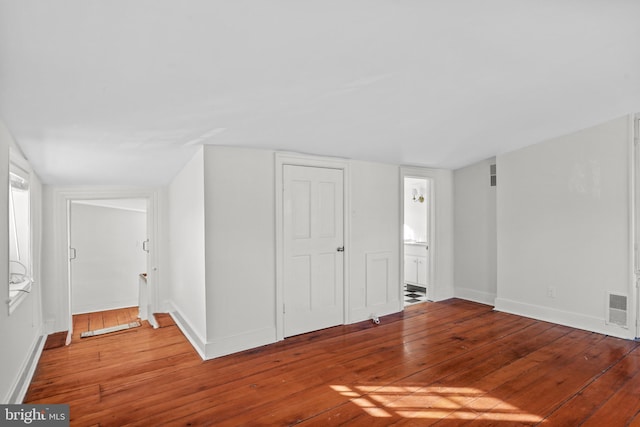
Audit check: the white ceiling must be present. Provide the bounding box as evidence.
[1,1,639,186]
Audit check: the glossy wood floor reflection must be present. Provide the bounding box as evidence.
[25,300,640,426]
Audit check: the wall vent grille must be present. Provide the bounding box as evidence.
[607,292,628,327]
[490,164,496,187]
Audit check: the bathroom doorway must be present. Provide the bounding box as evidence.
[403,177,430,306]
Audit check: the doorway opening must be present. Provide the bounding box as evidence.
[68,198,149,341]
[403,177,430,306]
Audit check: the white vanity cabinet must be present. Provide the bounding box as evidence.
[404,243,428,286]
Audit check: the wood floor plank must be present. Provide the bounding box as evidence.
[72,313,89,341]
[124,308,520,426]
[541,345,640,425]
[151,315,553,425]
[437,331,611,424]
[101,309,119,329]
[25,301,640,426]
[579,347,640,427]
[88,311,104,332]
[324,322,569,427]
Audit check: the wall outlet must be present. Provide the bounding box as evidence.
[546,286,556,298]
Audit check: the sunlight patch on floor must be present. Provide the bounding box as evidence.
[330,385,543,422]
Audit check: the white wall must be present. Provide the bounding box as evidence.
[167,147,207,352]
[70,202,146,314]
[202,146,277,358]
[349,160,401,322]
[40,187,58,332]
[454,158,497,305]
[163,146,456,359]
[495,115,635,339]
[0,120,43,403]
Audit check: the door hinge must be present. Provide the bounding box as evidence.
[283,304,286,314]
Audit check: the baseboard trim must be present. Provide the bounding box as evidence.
[455,287,496,306]
[204,327,277,360]
[166,302,207,360]
[7,329,46,403]
[494,297,634,340]
[350,302,402,325]
[167,301,278,361]
[431,285,455,302]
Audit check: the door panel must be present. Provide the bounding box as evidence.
[317,182,337,237]
[417,255,428,286]
[292,180,311,239]
[283,165,344,337]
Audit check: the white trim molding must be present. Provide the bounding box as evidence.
[50,186,161,338]
[6,328,45,403]
[455,287,496,306]
[495,297,635,341]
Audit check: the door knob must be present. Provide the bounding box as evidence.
[337,247,345,252]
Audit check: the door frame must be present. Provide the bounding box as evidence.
[633,113,640,339]
[53,187,160,344]
[400,168,436,304]
[275,153,350,341]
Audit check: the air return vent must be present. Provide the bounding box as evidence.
[490,164,496,187]
[607,292,628,327]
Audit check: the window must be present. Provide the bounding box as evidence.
[8,161,31,313]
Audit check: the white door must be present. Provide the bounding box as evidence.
[283,165,344,337]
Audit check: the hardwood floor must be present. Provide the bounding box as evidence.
[71,306,140,341]
[25,300,640,426]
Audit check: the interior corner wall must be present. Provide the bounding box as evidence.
[202,146,277,359]
[495,115,635,339]
[348,160,401,323]
[453,158,497,305]
[0,120,43,403]
[167,147,207,352]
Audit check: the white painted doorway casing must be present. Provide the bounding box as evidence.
[400,168,437,304]
[634,114,640,340]
[51,187,160,343]
[275,153,350,341]
[283,165,344,337]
